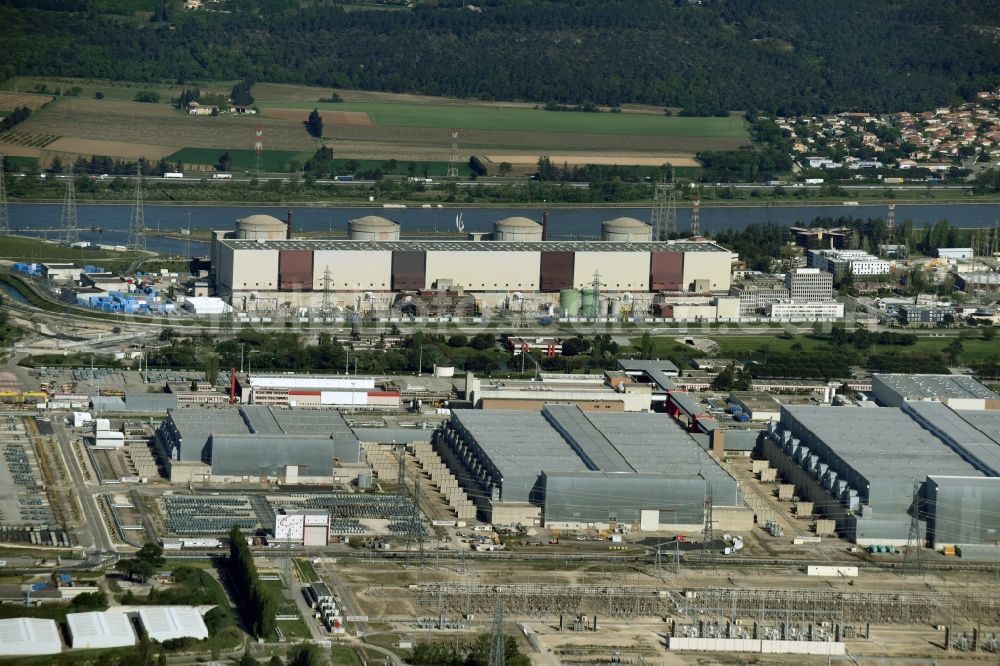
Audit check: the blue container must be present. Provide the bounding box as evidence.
[738,413,750,422]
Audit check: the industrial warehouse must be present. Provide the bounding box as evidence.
[434,405,750,530]
[209,213,735,315]
[156,405,363,483]
[763,374,1000,549]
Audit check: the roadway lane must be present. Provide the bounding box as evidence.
[51,419,115,553]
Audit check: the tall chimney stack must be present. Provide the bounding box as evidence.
[542,210,549,241]
[286,209,292,240]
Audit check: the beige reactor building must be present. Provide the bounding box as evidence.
[210,213,735,317]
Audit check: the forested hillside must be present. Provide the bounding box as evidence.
[1,0,998,114]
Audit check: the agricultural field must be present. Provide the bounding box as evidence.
[5,97,317,167]
[166,147,314,172]
[0,78,750,173]
[254,86,747,168]
[0,92,54,112]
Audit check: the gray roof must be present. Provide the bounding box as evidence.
[873,374,1000,402]
[780,405,983,489]
[451,410,589,480]
[351,427,435,444]
[219,238,731,253]
[906,403,1000,476]
[617,359,679,391]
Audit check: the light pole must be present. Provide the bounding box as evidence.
[240,343,245,373]
[247,350,258,404]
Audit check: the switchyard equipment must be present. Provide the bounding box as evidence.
[163,495,258,535]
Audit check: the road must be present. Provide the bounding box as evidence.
[51,418,116,554]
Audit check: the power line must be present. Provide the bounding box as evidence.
[651,170,676,241]
[254,125,264,179]
[489,588,505,666]
[690,197,701,236]
[127,164,146,253]
[902,480,925,579]
[447,130,459,178]
[0,152,9,234]
[60,174,79,245]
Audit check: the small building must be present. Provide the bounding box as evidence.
[784,268,833,302]
[937,248,974,261]
[182,297,232,315]
[898,304,952,326]
[0,617,62,656]
[67,611,137,649]
[42,262,82,282]
[136,606,209,642]
[767,300,845,320]
[82,272,127,291]
[273,509,330,547]
[728,391,782,422]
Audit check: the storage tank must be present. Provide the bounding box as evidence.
[610,299,623,317]
[580,288,598,317]
[493,216,542,241]
[559,288,581,316]
[601,216,652,242]
[235,214,289,240]
[348,215,400,240]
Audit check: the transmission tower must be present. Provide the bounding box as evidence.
[320,265,333,314]
[254,125,264,178]
[127,165,146,252]
[690,198,701,236]
[0,153,9,234]
[489,589,505,666]
[701,484,717,571]
[447,130,459,178]
[650,170,677,241]
[886,198,896,237]
[60,175,79,246]
[589,270,604,318]
[902,481,925,578]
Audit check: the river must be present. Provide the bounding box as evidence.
[5,201,999,255]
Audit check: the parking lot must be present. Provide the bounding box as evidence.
[0,415,56,530]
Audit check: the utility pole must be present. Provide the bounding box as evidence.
[702,484,717,571]
[447,130,459,178]
[902,480,925,578]
[0,152,9,234]
[489,589,505,666]
[690,198,701,236]
[128,163,146,253]
[60,174,79,245]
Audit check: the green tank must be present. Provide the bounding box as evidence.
[559,288,581,316]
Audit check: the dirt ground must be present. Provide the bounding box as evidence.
[263,108,373,127]
[16,97,316,152]
[46,137,180,160]
[487,154,700,167]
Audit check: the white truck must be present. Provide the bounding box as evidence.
[164,172,184,179]
[213,173,232,180]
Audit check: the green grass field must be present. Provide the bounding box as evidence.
[0,235,129,265]
[167,147,315,172]
[260,100,748,138]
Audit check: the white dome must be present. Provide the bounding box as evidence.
[494,216,540,229]
[237,214,286,230]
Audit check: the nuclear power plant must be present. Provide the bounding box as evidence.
[209,212,735,316]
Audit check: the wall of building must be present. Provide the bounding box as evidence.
[312,250,393,291]
[573,252,651,290]
[540,251,575,291]
[682,251,732,292]
[925,475,1000,548]
[222,245,279,292]
[425,251,541,291]
[479,397,626,411]
[650,252,684,291]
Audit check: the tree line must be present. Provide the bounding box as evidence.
[228,525,278,639]
[2,1,998,114]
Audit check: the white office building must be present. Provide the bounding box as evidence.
[768,300,845,320]
[810,250,891,276]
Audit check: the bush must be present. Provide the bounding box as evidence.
[134,90,161,103]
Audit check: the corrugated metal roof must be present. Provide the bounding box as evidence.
[136,607,208,643]
[220,239,731,253]
[0,618,62,656]
[905,403,1000,476]
[781,405,983,484]
[874,374,1000,401]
